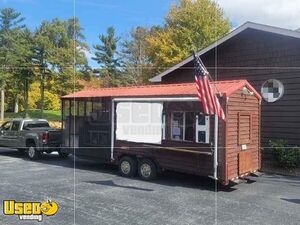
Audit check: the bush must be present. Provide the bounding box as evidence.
[269,139,300,169]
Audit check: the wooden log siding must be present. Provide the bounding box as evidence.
[114,140,214,176]
[226,89,260,179]
[160,29,300,146]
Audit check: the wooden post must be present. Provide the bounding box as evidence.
[110,99,115,160]
[0,88,4,122]
[213,114,218,180]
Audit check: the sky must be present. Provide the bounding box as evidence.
[1,0,300,68]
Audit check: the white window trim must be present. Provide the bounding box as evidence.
[162,113,166,140]
[195,114,210,144]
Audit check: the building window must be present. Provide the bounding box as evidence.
[261,79,284,102]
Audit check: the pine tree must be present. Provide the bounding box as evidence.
[92,26,121,87]
[121,27,152,85]
[0,8,27,115]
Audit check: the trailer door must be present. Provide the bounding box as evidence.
[238,112,254,175]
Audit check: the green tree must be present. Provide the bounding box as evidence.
[52,18,87,95]
[65,17,87,49]
[92,26,121,87]
[0,8,24,31]
[33,18,87,116]
[12,28,35,117]
[146,0,231,70]
[0,8,29,115]
[32,20,54,117]
[121,27,153,85]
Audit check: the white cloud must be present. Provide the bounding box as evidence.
[216,0,300,29]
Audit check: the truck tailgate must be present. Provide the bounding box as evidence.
[48,130,62,144]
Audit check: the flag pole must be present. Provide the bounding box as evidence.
[193,51,222,96]
[193,51,219,180]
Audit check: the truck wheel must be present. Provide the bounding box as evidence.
[119,156,137,177]
[138,159,157,180]
[27,144,41,160]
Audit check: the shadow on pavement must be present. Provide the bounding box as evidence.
[260,173,300,186]
[0,148,27,158]
[280,198,300,205]
[85,180,154,192]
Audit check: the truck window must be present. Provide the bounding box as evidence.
[1,121,11,130]
[23,121,50,129]
[11,121,21,131]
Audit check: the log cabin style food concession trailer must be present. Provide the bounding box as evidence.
[61,80,261,185]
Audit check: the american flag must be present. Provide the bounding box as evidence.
[194,54,225,120]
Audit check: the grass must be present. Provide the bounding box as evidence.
[4,109,61,122]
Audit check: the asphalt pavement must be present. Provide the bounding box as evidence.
[0,148,299,225]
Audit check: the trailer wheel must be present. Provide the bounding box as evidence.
[27,143,41,160]
[119,156,137,177]
[138,159,157,180]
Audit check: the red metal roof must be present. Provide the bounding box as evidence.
[62,80,261,100]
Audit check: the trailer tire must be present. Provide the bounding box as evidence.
[138,159,157,180]
[119,156,137,177]
[27,143,41,160]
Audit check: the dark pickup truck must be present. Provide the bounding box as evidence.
[0,118,67,159]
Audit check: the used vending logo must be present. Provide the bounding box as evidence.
[3,199,59,222]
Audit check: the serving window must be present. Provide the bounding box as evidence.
[170,111,210,143]
[171,112,184,140]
